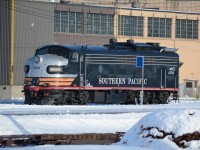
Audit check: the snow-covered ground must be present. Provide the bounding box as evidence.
[1,97,200,150]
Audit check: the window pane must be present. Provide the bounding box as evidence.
[175,19,198,39]
[148,17,171,38]
[54,11,83,33]
[186,82,192,88]
[118,15,143,36]
[76,12,82,33]
[61,11,68,32]
[54,11,61,32]
[87,13,114,35]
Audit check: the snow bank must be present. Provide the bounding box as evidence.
[119,109,200,149]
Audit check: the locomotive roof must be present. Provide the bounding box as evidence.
[36,39,178,56]
[51,42,163,52]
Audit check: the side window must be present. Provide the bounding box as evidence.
[35,47,49,56]
[71,53,79,62]
[49,46,70,58]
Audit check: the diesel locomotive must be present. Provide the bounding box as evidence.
[23,39,179,105]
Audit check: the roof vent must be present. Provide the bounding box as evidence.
[127,39,134,44]
[132,2,140,8]
[109,38,117,49]
[60,0,71,3]
[146,42,160,47]
[160,48,178,53]
[82,2,89,5]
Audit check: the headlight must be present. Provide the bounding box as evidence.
[34,55,40,63]
[32,77,40,86]
[24,65,30,73]
[47,66,63,74]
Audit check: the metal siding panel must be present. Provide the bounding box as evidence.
[87,6,115,14]
[14,0,54,85]
[55,3,115,14]
[0,0,11,85]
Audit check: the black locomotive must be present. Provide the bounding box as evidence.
[23,39,179,105]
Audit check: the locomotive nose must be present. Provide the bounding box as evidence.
[25,54,69,78]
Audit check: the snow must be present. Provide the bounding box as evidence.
[1,97,200,150]
[0,112,146,135]
[119,108,200,150]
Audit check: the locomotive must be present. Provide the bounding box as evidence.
[23,39,179,105]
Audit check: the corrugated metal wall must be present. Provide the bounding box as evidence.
[0,0,11,85]
[0,0,115,86]
[14,0,54,85]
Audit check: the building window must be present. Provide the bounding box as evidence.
[54,11,61,32]
[186,82,192,88]
[118,16,144,36]
[176,19,198,39]
[148,17,172,38]
[87,13,114,35]
[54,10,83,33]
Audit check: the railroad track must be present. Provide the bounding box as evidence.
[0,132,125,147]
[0,105,159,115]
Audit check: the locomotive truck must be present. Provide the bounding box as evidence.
[23,39,179,105]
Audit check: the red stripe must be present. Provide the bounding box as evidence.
[25,86,178,92]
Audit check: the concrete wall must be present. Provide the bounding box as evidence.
[0,86,11,99]
[0,86,24,99]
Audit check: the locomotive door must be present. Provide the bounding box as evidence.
[160,69,167,88]
[161,67,177,89]
[79,54,85,87]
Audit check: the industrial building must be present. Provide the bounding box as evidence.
[0,0,200,98]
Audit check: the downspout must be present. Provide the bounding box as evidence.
[10,0,14,86]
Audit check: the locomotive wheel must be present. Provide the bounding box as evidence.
[158,92,170,104]
[144,97,153,104]
[135,92,153,105]
[24,92,36,105]
[52,94,64,105]
[37,97,54,105]
[125,91,136,104]
[79,91,90,105]
[143,92,153,104]
[24,98,35,105]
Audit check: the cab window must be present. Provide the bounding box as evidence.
[35,47,49,55]
[71,53,79,62]
[35,46,70,59]
[49,46,70,58]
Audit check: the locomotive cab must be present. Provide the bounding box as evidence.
[23,45,80,104]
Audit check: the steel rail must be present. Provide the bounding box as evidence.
[0,132,125,147]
